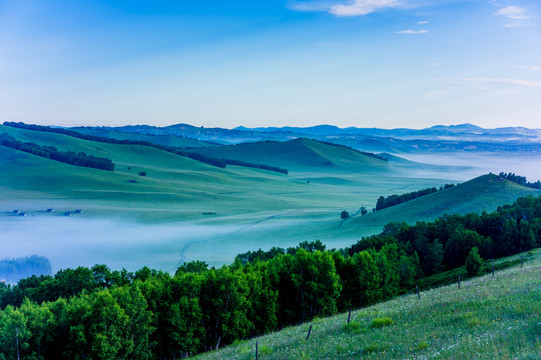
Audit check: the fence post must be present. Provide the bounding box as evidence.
[458,274,460,290]
[492,259,495,277]
[306,325,313,341]
[256,341,258,360]
[416,285,421,300]
[347,309,352,324]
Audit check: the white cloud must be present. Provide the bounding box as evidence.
[444,78,541,88]
[330,0,401,16]
[495,6,529,20]
[289,0,405,16]
[396,29,428,34]
[417,20,429,24]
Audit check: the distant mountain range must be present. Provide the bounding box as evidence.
[73,123,541,153]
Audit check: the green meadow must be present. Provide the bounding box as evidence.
[195,249,541,360]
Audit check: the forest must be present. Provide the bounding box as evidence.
[1,195,541,359]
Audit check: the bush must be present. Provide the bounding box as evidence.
[466,247,483,277]
[342,321,367,334]
[138,171,147,177]
[340,210,350,220]
[371,317,393,328]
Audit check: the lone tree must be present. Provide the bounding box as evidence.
[466,246,483,277]
[340,210,350,220]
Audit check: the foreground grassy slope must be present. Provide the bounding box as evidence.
[191,138,390,172]
[195,249,541,360]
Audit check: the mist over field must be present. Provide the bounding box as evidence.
[0,216,244,272]
[401,153,541,182]
[0,214,312,273]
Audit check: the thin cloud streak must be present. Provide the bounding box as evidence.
[443,78,541,88]
[515,65,541,72]
[396,29,428,34]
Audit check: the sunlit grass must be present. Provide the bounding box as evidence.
[195,249,541,359]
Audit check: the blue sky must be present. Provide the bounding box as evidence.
[1,0,540,129]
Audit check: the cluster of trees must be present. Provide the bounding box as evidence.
[375,184,455,211]
[1,196,541,359]
[0,256,51,284]
[316,140,388,162]
[499,172,541,189]
[222,159,288,174]
[0,133,115,171]
[3,122,288,174]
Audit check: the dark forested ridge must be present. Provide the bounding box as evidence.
[1,195,540,359]
[0,133,115,171]
[3,122,288,174]
[375,184,455,211]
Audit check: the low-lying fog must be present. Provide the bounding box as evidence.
[0,215,303,274]
[401,152,541,182]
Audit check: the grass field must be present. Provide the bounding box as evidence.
[194,248,541,360]
[1,124,540,271]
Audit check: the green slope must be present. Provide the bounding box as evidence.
[335,173,541,236]
[191,138,390,172]
[195,249,541,360]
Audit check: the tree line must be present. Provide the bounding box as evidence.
[3,122,288,175]
[315,140,388,162]
[0,133,115,171]
[499,172,541,189]
[1,195,541,359]
[375,184,455,211]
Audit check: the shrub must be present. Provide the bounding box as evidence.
[340,210,350,220]
[371,317,393,328]
[364,343,388,353]
[342,322,367,334]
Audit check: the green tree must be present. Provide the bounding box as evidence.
[465,247,484,277]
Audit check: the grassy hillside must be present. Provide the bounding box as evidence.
[336,173,541,236]
[191,138,390,172]
[195,249,541,360]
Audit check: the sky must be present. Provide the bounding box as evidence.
[1,0,540,129]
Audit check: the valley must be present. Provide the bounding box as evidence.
[1,123,541,273]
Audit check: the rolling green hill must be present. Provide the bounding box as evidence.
[190,138,390,172]
[194,249,541,360]
[335,173,541,237]
[70,126,218,148]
